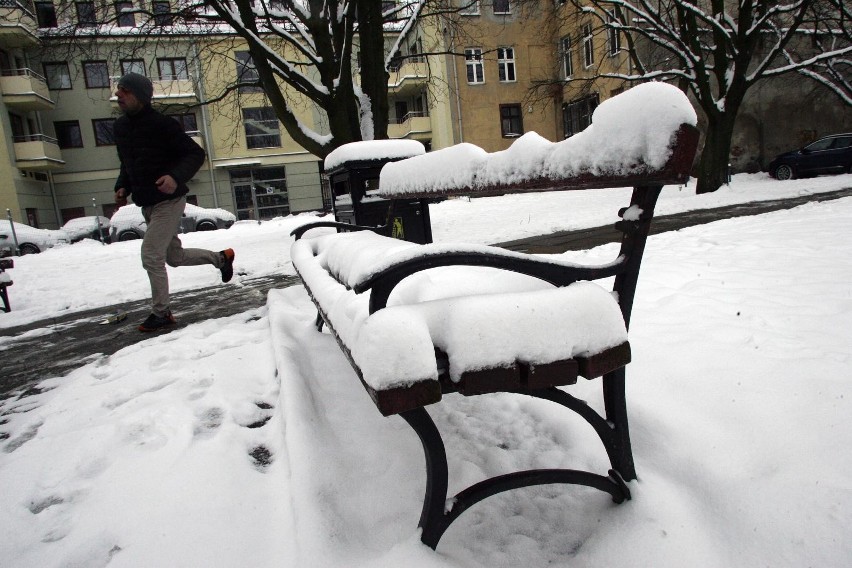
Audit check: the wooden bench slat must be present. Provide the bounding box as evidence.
[577,342,632,379]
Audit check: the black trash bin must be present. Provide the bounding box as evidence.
[325,141,438,244]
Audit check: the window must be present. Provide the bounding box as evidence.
[235,51,263,93]
[500,104,523,137]
[497,47,515,82]
[582,24,595,68]
[8,113,25,139]
[560,36,573,78]
[562,93,598,138]
[43,62,71,90]
[92,119,116,146]
[35,2,58,28]
[493,0,510,14]
[115,1,135,27]
[460,0,479,15]
[833,137,852,149]
[242,107,281,149]
[465,48,484,84]
[54,121,84,148]
[76,2,96,27]
[607,11,621,56]
[153,1,172,26]
[157,58,188,80]
[83,61,110,88]
[171,113,198,133]
[121,59,146,76]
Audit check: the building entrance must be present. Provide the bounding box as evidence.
[230,166,289,221]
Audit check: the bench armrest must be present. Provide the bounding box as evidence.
[291,220,391,241]
[356,249,624,314]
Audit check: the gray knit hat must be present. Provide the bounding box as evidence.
[117,73,153,105]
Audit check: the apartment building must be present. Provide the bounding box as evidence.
[2,1,849,230]
[0,0,61,228]
[0,0,643,229]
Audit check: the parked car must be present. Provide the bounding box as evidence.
[768,133,852,180]
[0,221,70,256]
[109,203,236,241]
[62,216,111,243]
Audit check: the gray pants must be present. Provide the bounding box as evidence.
[141,196,221,316]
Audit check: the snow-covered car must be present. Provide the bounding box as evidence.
[0,221,70,256]
[62,216,111,243]
[109,203,236,241]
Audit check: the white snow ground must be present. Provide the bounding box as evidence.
[1,172,851,567]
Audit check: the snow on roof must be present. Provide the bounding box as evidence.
[380,82,698,196]
[324,139,426,171]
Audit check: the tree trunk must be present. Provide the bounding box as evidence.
[357,0,390,140]
[696,114,737,194]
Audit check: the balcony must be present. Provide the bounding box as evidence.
[13,133,64,171]
[110,75,198,108]
[0,1,39,49]
[1,68,55,111]
[388,111,431,141]
[388,57,428,97]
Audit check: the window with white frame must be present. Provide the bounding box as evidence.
[560,36,573,78]
[582,23,595,67]
[493,0,510,14]
[607,11,621,56]
[157,58,188,80]
[121,59,146,76]
[460,0,479,15]
[465,48,484,84]
[243,107,281,149]
[497,47,516,82]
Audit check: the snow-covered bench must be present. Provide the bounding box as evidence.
[290,83,700,549]
[0,258,12,313]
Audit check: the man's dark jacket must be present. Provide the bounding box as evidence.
[113,105,206,207]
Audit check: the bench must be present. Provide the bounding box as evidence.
[0,258,12,313]
[289,83,700,549]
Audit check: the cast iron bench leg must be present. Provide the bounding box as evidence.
[399,408,450,549]
[400,391,633,550]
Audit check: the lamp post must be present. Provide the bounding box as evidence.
[92,198,104,244]
[6,209,20,256]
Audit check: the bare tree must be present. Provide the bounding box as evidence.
[562,0,852,193]
[38,0,429,159]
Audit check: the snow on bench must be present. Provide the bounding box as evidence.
[289,81,700,549]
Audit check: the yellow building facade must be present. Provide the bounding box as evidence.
[0,0,625,229]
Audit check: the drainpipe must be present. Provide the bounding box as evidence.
[191,41,220,209]
[47,171,61,227]
[447,27,464,143]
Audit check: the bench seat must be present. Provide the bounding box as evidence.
[292,231,630,415]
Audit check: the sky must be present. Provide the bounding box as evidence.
[1,172,851,567]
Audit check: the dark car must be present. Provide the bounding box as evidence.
[768,133,852,180]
